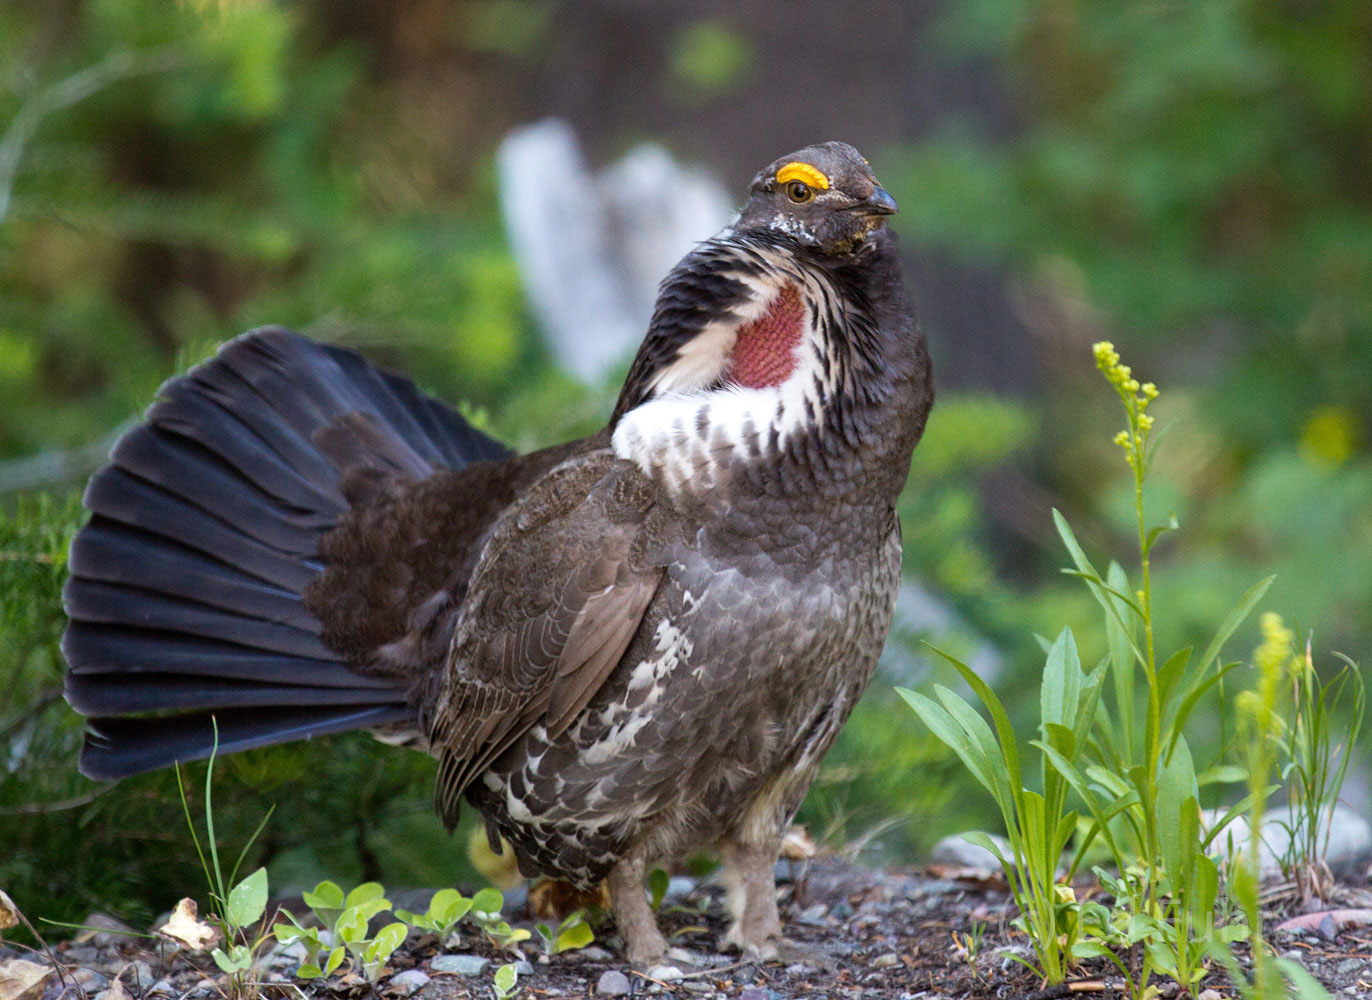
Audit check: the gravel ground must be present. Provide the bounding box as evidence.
[4,858,1370,1000]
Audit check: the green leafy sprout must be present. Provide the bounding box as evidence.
[174,723,276,997]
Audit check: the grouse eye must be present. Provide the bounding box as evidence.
[786,180,813,204]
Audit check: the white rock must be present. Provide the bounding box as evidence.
[389,969,430,996]
[431,954,489,976]
[647,965,683,982]
[596,970,631,995]
[929,833,1011,869]
[1204,803,1372,876]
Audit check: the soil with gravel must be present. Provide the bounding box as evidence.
[6,858,1371,1000]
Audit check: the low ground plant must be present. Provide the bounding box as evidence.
[1273,637,1364,902]
[174,732,277,998]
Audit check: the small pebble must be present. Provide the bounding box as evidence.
[785,962,813,975]
[681,982,711,994]
[738,990,768,1000]
[596,969,631,995]
[580,946,615,962]
[130,962,156,989]
[1197,991,1223,1000]
[666,946,702,965]
[872,952,899,969]
[1319,914,1339,941]
[70,969,109,989]
[1334,957,1365,976]
[431,954,490,976]
[515,960,535,976]
[1282,949,1305,963]
[388,969,431,996]
[647,965,684,982]
[148,979,175,995]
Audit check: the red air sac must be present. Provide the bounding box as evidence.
[728,283,805,389]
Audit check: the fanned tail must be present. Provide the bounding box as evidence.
[62,326,510,780]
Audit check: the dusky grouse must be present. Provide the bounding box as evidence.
[62,141,933,963]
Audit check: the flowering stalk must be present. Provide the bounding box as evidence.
[1092,341,1165,916]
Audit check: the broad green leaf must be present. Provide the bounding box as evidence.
[372,921,407,955]
[303,880,344,911]
[227,867,268,930]
[324,945,345,975]
[335,908,367,945]
[1277,957,1334,1000]
[555,918,594,952]
[960,831,1009,868]
[296,964,323,980]
[472,887,503,916]
[648,867,669,909]
[494,963,519,996]
[432,888,471,924]
[344,882,385,909]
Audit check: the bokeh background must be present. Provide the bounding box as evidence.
[2,0,1369,929]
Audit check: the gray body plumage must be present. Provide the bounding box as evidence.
[466,450,904,886]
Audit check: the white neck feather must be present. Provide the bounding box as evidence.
[611,270,834,496]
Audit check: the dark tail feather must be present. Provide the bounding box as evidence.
[63,326,510,780]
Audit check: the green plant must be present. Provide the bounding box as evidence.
[1274,639,1365,902]
[469,888,532,951]
[395,888,474,945]
[274,881,408,984]
[174,728,277,997]
[952,920,985,976]
[906,343,1281,996]
[647,868,670,911]
[900,625,1102,982]
[492,961,519,1000]
[533,911,594,956]
[1212,616,1332,1000]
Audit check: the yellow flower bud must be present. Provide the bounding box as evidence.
[1139,413,1154,431]
[1142,383,1158,399]
[1053,884,1077,905]
[1114,430,1130,447]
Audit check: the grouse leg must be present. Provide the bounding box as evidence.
[720,839,785,958]
[608,853,668,966]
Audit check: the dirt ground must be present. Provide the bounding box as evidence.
[7,858,1371,1000]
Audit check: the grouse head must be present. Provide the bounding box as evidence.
[736,141,898,254]
[610,142,929,503]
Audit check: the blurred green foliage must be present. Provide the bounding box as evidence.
[890,0,1372,674]
[1,0,1369,932]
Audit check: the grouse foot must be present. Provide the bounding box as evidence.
[608,855,669,966]
[719,839,786,957]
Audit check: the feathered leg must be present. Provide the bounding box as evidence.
[607,853,668,966]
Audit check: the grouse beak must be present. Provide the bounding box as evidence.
[855,185,899,217]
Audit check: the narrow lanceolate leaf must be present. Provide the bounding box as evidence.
[898,688,998,800]
[1196,576,1275,675]
[924,643,1024,795]
[1041,628,1082,731]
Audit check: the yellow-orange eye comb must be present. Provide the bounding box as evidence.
[776,162,829,191]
